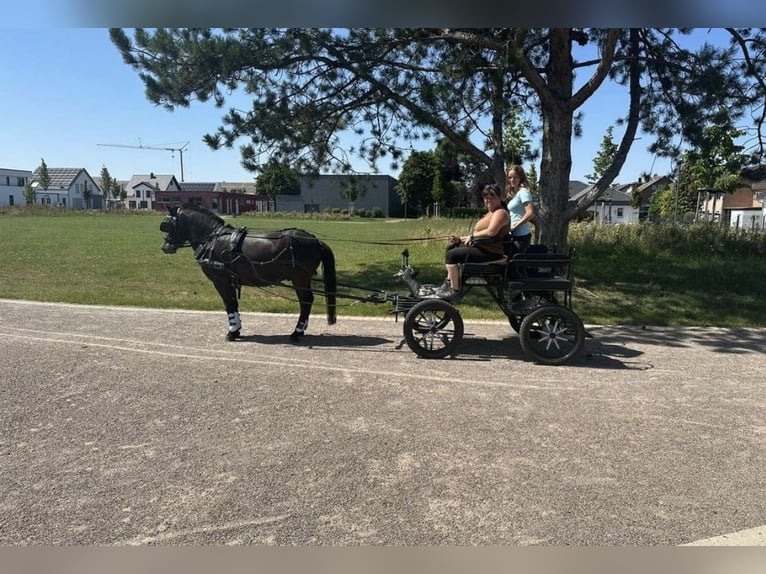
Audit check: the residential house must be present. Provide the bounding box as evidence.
[276,174,403,217]
[0,167,33,207]
[125,173,181,210]
[30,167,104,209]
[628,175,674,220]
[698,166,766,229]
[569,184,638,224]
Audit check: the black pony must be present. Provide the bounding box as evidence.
[160,203,336,341]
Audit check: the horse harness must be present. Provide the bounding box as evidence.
[194,226,306,297]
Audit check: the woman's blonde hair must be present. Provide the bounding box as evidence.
[506,164,529,193]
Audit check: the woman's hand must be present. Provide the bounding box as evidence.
[449,235,461,245]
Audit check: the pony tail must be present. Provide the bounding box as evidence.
[320,241,337,325]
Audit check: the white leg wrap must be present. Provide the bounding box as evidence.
[227,312,241,333]
[295,319,308,334]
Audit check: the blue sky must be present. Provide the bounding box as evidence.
[0,28,735,185]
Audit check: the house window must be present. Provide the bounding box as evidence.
[9,195,14,206]
[17,177,25,186]
[616,207,624,217]
[61,198,66,206]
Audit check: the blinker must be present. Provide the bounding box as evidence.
[160,218,174,233]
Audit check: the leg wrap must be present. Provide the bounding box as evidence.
[295,319,309,334]
[227,312,241,333]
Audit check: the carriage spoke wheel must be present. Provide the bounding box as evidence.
[519,305,585,365]
[506,291,557,333]
[403,299,464,359]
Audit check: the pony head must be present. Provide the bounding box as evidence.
[160,204,183,253]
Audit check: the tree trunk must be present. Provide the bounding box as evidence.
[536,29,575,252]
[537,105,574,252]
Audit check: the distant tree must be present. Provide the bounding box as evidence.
[433,138,465,208]
[339,175,366,211]
[395,151,436,215]
[586,125,619,185]
[526,163,540,196]
[679,123,749,195]
[99,166,113,199]
[431,172,446,208]
[23,181,36,205]
[37,158,51,191]
[647,186,674,220]
[502,106,538,167]
[672,122,750,220]
[111,177,122,200]
[256,158,301,198]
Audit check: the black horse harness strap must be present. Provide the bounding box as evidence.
[195,226,299,285]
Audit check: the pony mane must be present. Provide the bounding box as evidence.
[181,203,230,229]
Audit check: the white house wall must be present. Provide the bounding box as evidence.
[0,168,33,207]
[32,171,104,209]
[729,208,765,230]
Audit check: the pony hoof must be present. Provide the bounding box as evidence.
[227,330,240,341]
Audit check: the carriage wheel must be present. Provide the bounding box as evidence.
[403,299,464,359]
[519,305,585,365]
[506,292,557,333]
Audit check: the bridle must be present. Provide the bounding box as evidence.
[160,214,192,252]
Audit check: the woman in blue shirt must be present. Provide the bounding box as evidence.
[505,164,536,254]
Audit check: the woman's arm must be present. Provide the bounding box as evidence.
[512,201,535,233]
[471,210,509,239]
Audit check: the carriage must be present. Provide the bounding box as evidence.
[160,203,586,366]
[385,246,586,365]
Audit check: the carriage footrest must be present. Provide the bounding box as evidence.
[389,295,420,320]
[464,276,488,285]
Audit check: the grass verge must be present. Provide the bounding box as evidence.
[1,209,764,327]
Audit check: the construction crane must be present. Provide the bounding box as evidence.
[98,141,190,181]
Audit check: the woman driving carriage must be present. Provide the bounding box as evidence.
[432,183,510,300]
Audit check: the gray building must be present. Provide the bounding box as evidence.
[276,174,403,217]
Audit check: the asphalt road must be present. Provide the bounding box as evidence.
[1,298,764,545]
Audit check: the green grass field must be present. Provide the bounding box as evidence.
[1,208,765,327]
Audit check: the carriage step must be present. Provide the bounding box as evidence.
[464,276,488,286]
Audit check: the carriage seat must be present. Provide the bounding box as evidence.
[505,250,574,292]
[461,257,508,275]
[461,240,548,278]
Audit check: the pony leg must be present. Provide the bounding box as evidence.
[208,273,241,341]
[290,278,314,342]
[227,311,242,340]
